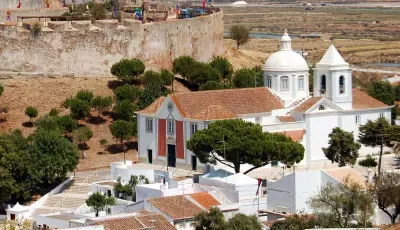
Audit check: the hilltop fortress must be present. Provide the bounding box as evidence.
[0,9,224,77]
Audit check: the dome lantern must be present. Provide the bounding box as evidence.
[280,29,292,51]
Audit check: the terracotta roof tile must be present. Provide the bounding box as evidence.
[91,213,174,230]
[136,96,165,115]
[277,116,296,122]
[323,167,367,189]
[352,89,389,110]
[94,217,144,230]
[138,88,284,120]
[189,192,220,209]
[148,194,204,219]
[277,130,305,142]
[294,97,323,112]
[136,213,175,230]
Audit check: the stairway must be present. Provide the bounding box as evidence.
[30,170,112,217]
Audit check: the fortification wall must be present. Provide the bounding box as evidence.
[0,10,224,77]
[1,0,44,9]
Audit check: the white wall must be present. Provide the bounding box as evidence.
[294,171,323,213]
[34,214,72,229]
[267,173,296,213]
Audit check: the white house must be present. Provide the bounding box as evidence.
[136,30,392,171]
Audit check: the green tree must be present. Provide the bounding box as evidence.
[72,126,93,154]
[226,213,262,230]
[270,214,316,230]
[113,84,141,102]
[137,87,168,110]
[358,117,392,174]
[0,84,3,96]
[160,69,174,86]
[91,96,113,116]
[358,154,377,168]
[232,68,261,88]
[76,90,94,103]
[49,108,59,117]
[57,115,78,133]
[111,58,145,83]
[188,62,221,86]
[86,192,116,217]
[308,178,374,228]
[210,56,234,84]
[194,207,226,230]
[69,99,91,120]
[113,99,138,121]
[368,172,400,224]
[142,70,165,91]
[110,120,136,162]
[25,106,38,122]
[322,128,361,167]
[35,115,59,132]
[186,119,304,173]
[199,81,225,91]
[90,3,107,20]
[229,25,250,49]
[394,84,400,101]
[368,81,395,105]
[172,56,196,79]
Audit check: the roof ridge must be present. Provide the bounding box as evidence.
[170,87,268,96]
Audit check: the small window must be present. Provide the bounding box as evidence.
[298,76,304,91]
[167,120,175,135]
[190,123,198,136]
[266,76,272,88]
[319,105,325,111]
[255,117,261,124]
[379,113,384,118]
[321,75,326,93]
[355,115,360,124]
[339,75,345,94]
[281,76,289,91]
[145,118,153,133]
[179,223,185,228]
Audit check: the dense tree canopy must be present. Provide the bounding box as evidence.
[111,58,145,83]
[209,56,234,84]
[226,213,262,230]
[229,25,250,49]
[323,128,361,167]
[232,68,263,88]
[368,81,395,105]
[113,99,138,121]
[358,154,378,168]
[160,69,174,86]
[270,214,316,230]
[186,119,304,173]
[199,81,225,91]
[113,84,141,102]
[172,56,196,79]
[91,96,113,116]
[188,62,221,86]
[69,99,91,120]
[76,90,94,104]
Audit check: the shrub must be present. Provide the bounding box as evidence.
[199,81,224,91]
[49,108,59,117]
[188,62,221,86]
[35,115,59,131]
[0,84,3,97]
[72,126,93,147]
[30,22,42,38]
[172,56,196,79]
[25,106,39,121]
[111,58,145,83]
[100,139,108,149]
[358,154,378,168]
[90,3,107,20]
[210,56,233,83]
[229,25,250,49]
[232,68,259,88]
[76,90,94,103]
[113,100,138,121]
[57,115,78,133]
[69,99,91,120]
[142,70,164,90]
[160,69,174,86]
[62,96,75,108]
[91,96,113,115]
[113,84,141,102]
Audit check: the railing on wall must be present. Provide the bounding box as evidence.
[262,122,305,132]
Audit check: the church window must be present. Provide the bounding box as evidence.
[266,76,272,88]
[318,105,325,111]
[379,113,384,118]
[355,115,360,124]
[145,118,153,133]
[339,76,345,94]
[190,123,198,136]
[298,76,304,90]
[281,76,289,91]
[321,75,326,93]
[167,120,175,135]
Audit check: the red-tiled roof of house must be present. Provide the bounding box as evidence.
[277,116,296,122]
[91,213,174,230]
[277,130,305,142]
[323,167,367,189]
[94,217,144,230]
[136,213,175,230]
[148,194,204,220]
[352,89,390,110]
[294,97,323,112]
[136,96,165,115]
[189,192,220,209]
[137,88,284,120]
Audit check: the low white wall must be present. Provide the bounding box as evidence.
[34,214,71,229]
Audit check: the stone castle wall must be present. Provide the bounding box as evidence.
[0,10,224,77]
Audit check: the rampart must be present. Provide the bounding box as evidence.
[0,10,224,77]
[0,0,60,10]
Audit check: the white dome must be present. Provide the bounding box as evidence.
[264,50,309,71]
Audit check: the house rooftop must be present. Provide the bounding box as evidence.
[189,192,220,209]
[352,88,389,110]
[148,194,204,219]
[137,87,284,120]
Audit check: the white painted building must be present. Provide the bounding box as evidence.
[136,30,392,171]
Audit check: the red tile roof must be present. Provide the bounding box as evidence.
[137,88,284,120]
[94,217,144,230]
[136,213,175,230]
[137,96,165,115]
[277,116,296,122]
[323,167,367,189]
[91,213,174,230]
[294,97,323,112]
[277,130,305,142]
[352,89,390,110]
[148,194,204,220]
[189,192,220,209]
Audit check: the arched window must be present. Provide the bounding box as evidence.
[266,76,272,88]
[281,76,289,91]
[339,75,345,94]
[319,105,325,111]
[321,75,326,93]
[298,75,304,91]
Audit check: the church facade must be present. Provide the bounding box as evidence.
[136,31,392,171]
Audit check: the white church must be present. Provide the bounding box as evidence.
[136,30,392,171]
